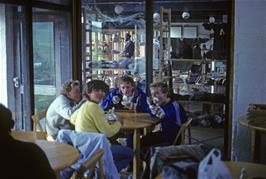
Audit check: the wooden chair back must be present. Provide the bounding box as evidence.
[72,149,104,179]
[172,118,193,145]
[11,131,47,142]
[32,110,47,132]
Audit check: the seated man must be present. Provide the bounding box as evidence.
[0,104,56,179]
[141,81,187,152]
[101,75,150,113]
[101,75,151,150]
[70,80,133,172]
[46,80,83,140]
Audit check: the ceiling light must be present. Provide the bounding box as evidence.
[182,12,190,20]
[114,5,124,15]
[209,16,215,23]
[153,12,160,23]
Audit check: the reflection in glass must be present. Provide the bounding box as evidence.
[81,1,146,90]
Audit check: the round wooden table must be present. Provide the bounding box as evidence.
[35,140,79,172]
[239,116,266,162]
[116,111,156,124]
[224,161,266,178]
[117,111,156,179]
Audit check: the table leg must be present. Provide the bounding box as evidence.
[251,130,261,162]
[133,129,141,179]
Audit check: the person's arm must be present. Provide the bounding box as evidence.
[85,104,121,138]
[70,109,79,125]
[172,101,182,126]
[100,90,116,111]
[56,95,79,120]
[135,91,151,113]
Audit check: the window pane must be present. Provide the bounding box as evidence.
[33,22,55,86]
[33,8,72,113]
[183,26,197,38]
[81,1,146,90]
[171,26,182,38]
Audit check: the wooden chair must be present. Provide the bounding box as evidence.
[172,117,193,145]
[11,131,47,142]
[72,149,104,179]
[32,110,47,132]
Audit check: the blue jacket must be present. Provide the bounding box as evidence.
[101,87,150,113]
[159,100,185,143]
[56,129,119,179]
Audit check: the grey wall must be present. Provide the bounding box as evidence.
[232,0,266,161]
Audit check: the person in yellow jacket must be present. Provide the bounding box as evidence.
[71,80,133,172]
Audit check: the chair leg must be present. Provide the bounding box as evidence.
[188,126,191,144]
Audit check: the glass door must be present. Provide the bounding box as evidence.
[0,2,72,130]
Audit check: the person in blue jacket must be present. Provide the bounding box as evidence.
[101,75,150,158]
[140,81,188,177]
[101,75,150,113]
[141,81,187,150]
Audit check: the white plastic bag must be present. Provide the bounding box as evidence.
[198,149,232,179]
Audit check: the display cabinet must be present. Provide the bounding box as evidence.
[169,22,227,127]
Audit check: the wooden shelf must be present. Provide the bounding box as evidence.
[171,58,202,62]
[92,68,132,71]
[171,58,227,62]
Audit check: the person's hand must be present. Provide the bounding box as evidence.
[123,101,137,111]
[150,105,165,119]
[147,97,155,106]
[112,95,121,104]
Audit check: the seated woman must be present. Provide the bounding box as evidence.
[70,80,133,172]
[46,80,84,140]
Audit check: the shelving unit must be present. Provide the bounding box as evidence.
[168,21,227,126]
[81,8,140,85]
[153,7,172,85]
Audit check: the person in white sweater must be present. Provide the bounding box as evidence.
[46,80,83,140]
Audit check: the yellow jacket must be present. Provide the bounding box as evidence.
[71,101,121,138]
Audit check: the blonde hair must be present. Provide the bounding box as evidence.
[60,80,80,95]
